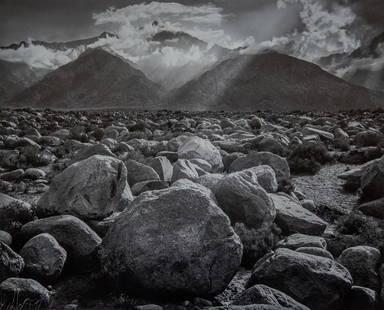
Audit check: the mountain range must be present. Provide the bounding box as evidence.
[1,30,384,112]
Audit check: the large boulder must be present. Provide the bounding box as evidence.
[21,215,101,262]
[338,246,381,291]
[0,278,50,309]
[247,248,353,310]
[100,182,242,297]
[0,194,34,233]
[20,233,67,281]
[214,170,276,231]
[0,241,24,282]
[232,284,309,310]
[178,136,223,172]
[229,152,290,180]
[38,155,132,220]
[270,194,327,235]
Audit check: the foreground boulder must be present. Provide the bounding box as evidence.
[247,248,353,310]
[232,284,309,310]
[0,277,50,309]
[20,233,67,281]
[338,246,381,291]
[21,215,101,262]
[38,155,132,220]
[178,136,223,172]
[100,182,242,297]
[229,152,290,180]
[270,193,327,235]
[0,241,24,282]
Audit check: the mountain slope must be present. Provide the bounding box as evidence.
[168,52,384,112]
[9,48,163,110]
[0,60,49,103]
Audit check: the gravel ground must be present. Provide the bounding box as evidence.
[293,163,360,222]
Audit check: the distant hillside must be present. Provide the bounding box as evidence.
[168,52,384,112]
[0,60,49,104]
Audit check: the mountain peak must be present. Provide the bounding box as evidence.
[9,49,163,110]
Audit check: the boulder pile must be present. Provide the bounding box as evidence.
[0,108,383,309]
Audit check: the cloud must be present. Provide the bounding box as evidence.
[245,0,360,62]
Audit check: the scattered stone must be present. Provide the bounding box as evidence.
[20,233,67,281]
[277,233,327,250]
[247,248,353,310]
[0,241,24,282]
[126,159,160,186]
[21,215,101,262]
[270,193,327,235]
[338,246,381,291]
[0,277,50,309]
[232,284,309,310]
[229,152,290,180]
[178,136,223,172]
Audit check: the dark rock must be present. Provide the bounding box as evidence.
[20,233,67,281]
[21,215,101,263]
[338,246,381,291]
[0,241,24,282]
[0,277,50,309]
[232,284,309,310]
[247,248,353,310]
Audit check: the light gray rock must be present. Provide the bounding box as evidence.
[178,136,223,172]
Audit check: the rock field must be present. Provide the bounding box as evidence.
[0,108,384,310]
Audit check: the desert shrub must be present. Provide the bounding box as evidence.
[335,211,384,253]
[288,141,332,175]
[234,222,281,268]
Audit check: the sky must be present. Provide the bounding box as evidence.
[1,0,382,46]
